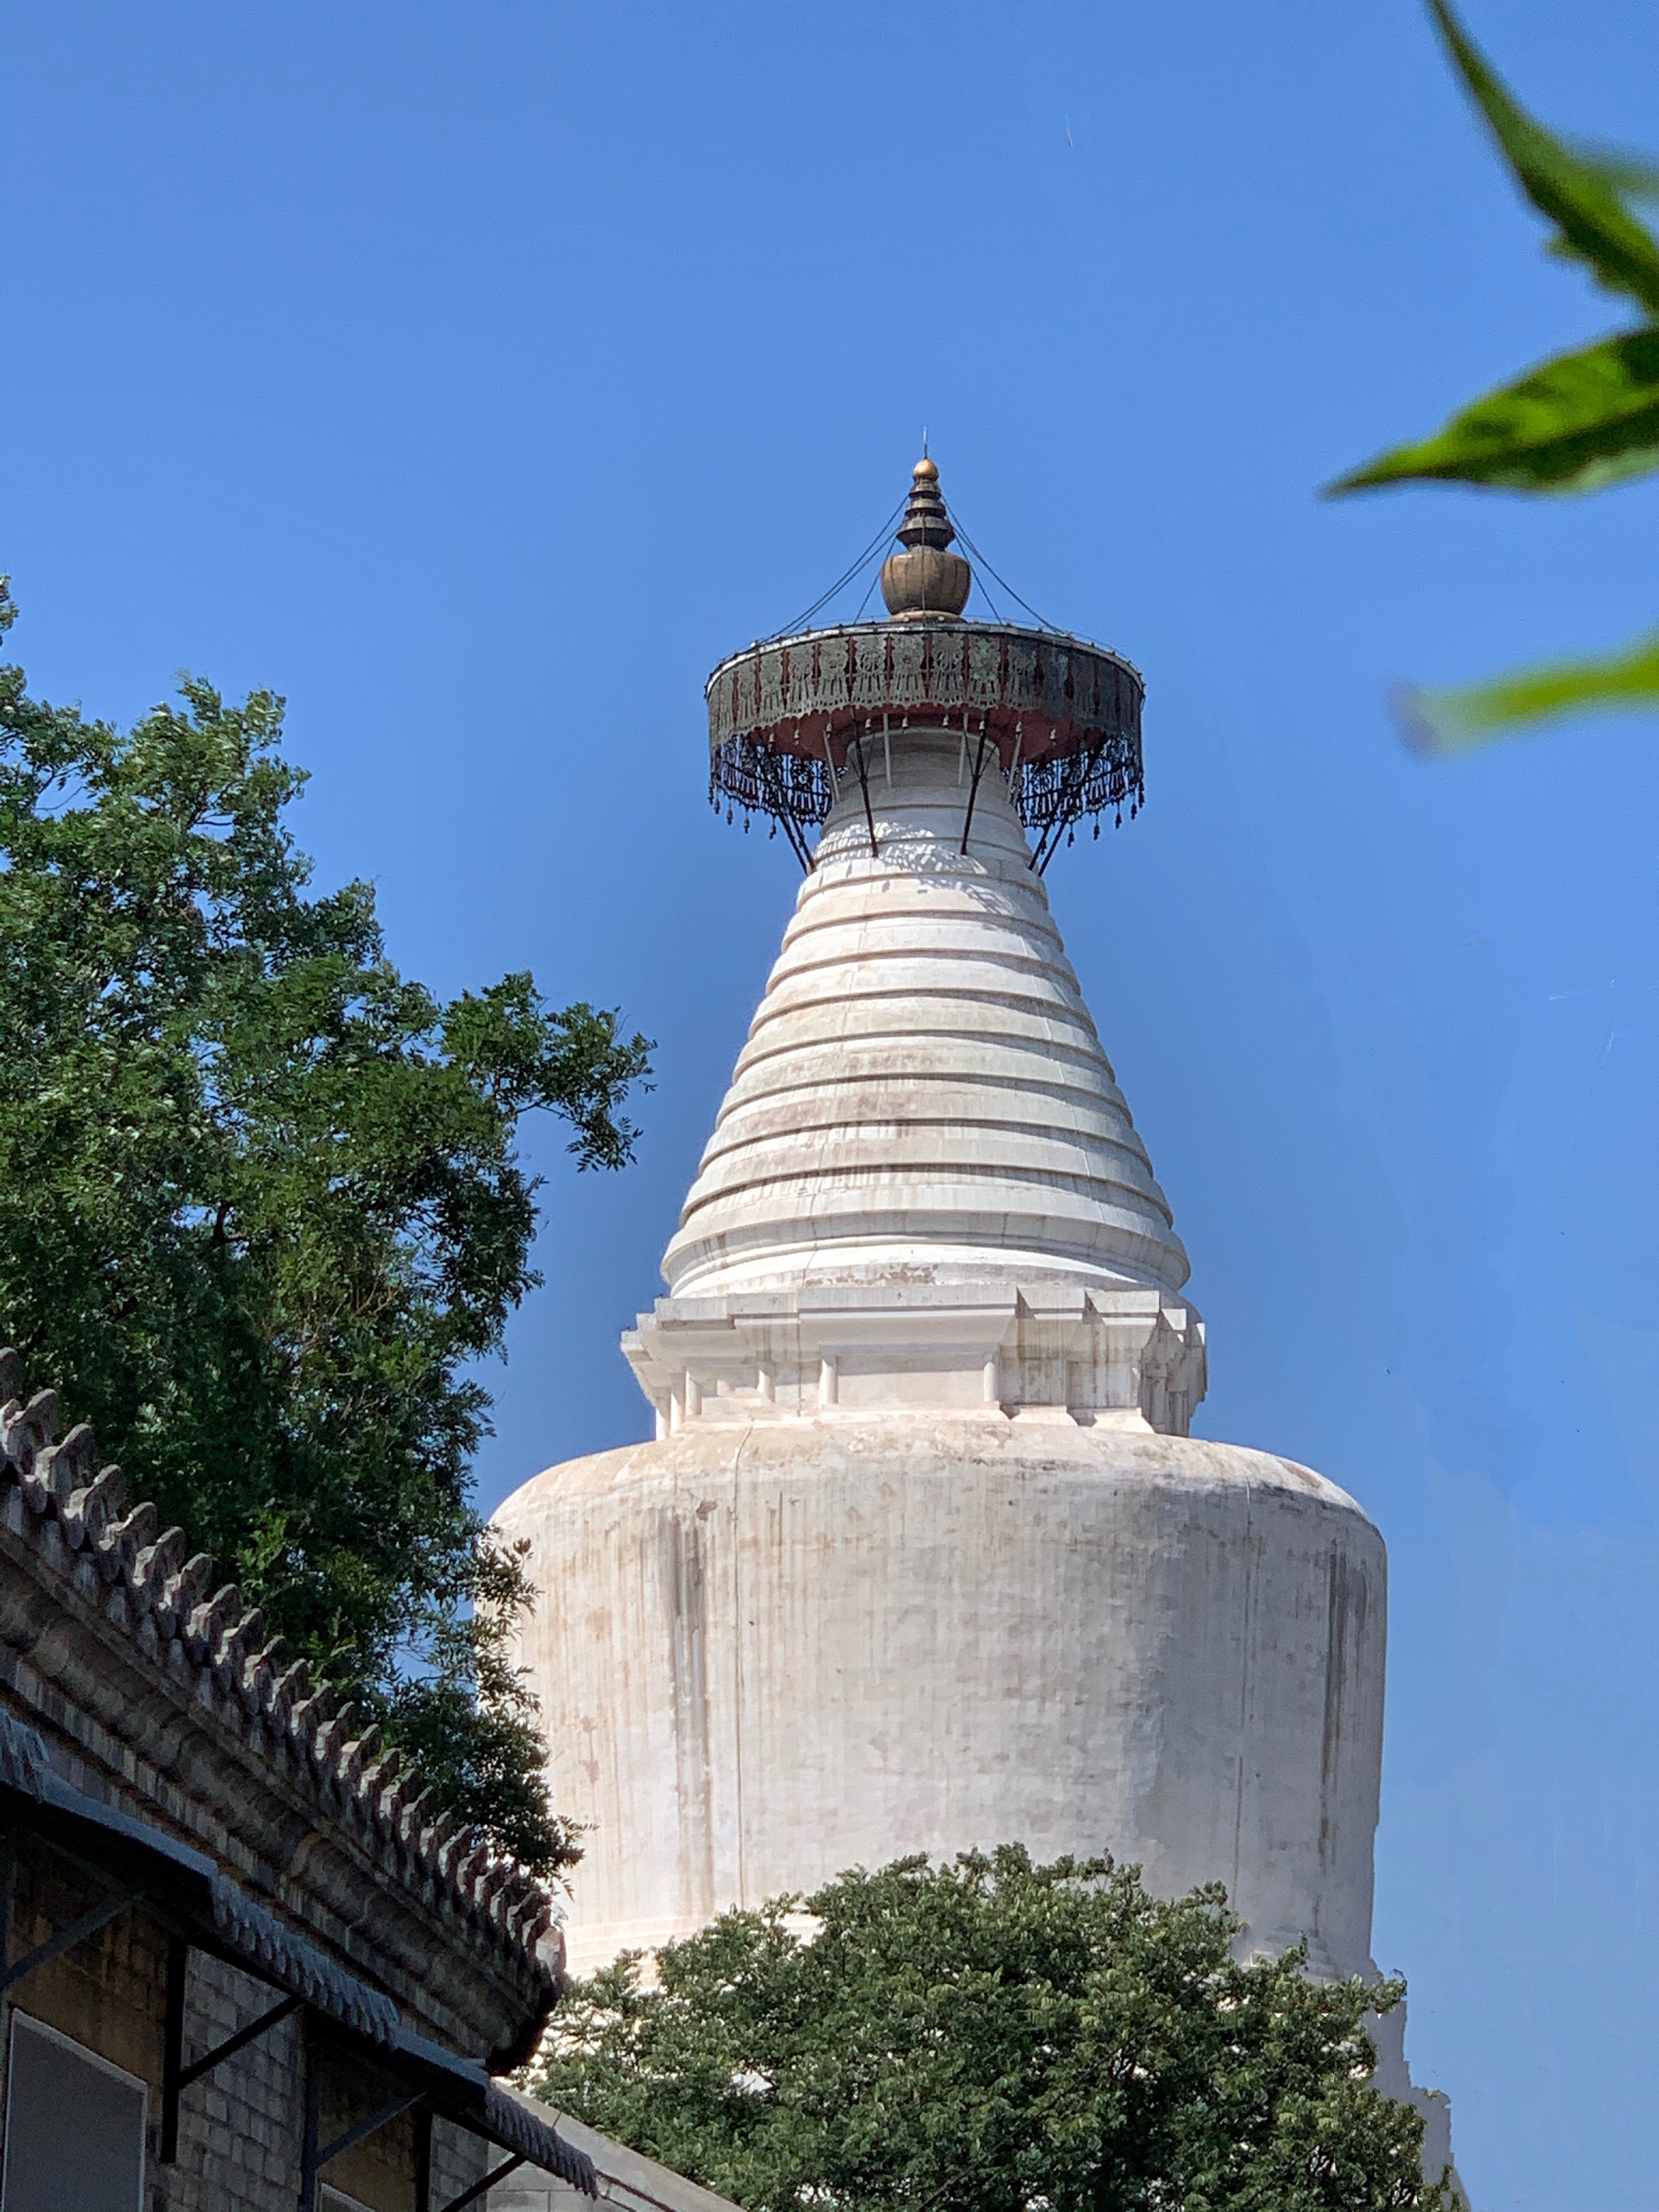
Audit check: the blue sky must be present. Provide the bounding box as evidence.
[6,3,1659,2203]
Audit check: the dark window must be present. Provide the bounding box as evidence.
[1,2012,147,2212]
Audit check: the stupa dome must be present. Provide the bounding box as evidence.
[495,449,1455,2190]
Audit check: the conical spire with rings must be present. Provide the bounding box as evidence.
[630,458,1205,1438]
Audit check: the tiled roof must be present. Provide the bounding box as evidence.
[0,1701,598,2191]
[0,1347,562,2038]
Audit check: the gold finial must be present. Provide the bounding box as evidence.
[880,454,971,621]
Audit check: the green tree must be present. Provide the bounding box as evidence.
[0,585,651,1869]
[535,1848,1459,2212]
[1329,0,1659,750]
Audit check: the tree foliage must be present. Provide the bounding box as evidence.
[1328,0,1659,748]
[0,585,651,1868]
[535,1848,1459,2212]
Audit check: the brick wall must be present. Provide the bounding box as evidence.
[1,1833,492,2210]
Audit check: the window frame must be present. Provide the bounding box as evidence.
[1,2006,150,2212]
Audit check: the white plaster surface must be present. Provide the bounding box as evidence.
[498,723,1450,2179]
[496,1416,1384,1983]
[663,729,1190,1303]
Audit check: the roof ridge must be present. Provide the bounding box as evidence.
[0,1348,559,1985]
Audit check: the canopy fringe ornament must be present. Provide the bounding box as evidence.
[705,460,1144,868]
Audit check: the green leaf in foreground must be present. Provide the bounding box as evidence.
[1424,0,1659,316]
[1330,326,1659,495]
[1568,144,1659,216]
[1396,626,1659,755]
[1323,5,1659,745]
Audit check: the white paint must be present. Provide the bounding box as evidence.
[498,724,1449,2176]
[496,1417,1384,1984]
[662,730,1191,1306]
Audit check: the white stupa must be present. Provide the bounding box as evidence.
[495,459,1448,2167]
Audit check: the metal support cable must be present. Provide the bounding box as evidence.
[764,496,908,640]
[959,724,993,854]
[944,506,1063,633]
[850,730,880,858]
[969,564,1008,623]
